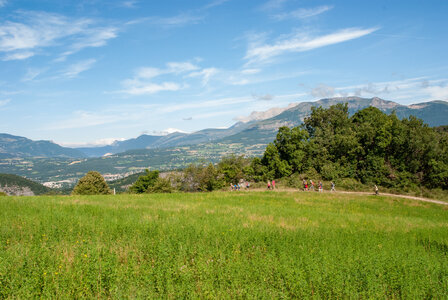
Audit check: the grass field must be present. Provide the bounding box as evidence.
[1,191,447,298]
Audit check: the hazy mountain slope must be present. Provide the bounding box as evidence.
[394,100,448,127]
[0,133,86,158]
[220,97,448,145]
[77,134,164,157]
[76,122,252,157]
[0,173,52,195]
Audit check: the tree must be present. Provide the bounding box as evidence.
[72,171,112,195]
[130,170,159,194]
[147,177,174,193]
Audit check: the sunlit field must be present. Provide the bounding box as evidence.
[1,192,447,298]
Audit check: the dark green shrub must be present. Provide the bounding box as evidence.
[72,171,112,195]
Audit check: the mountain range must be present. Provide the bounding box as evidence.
[1,97,448,159]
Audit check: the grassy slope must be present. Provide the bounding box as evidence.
[0,192,447,298]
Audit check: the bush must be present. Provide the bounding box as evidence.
[147,177,174,193]
[130,170,159,194]
[0,191,7,196]
[72,171,112,195]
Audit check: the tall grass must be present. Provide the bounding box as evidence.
[0,192,447,298]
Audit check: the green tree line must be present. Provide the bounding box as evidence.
[74,104,448,194]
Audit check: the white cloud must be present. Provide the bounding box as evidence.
[2,51,34,61]
[62,59,96,78]
[202,0,230,10]
[252,93,274,101]
[0,98,10,106]
[274,5,333,20]
[121,1,138,8]
[0,11,117,60]
[123,82,182,95]
[61,27,117,58]
[119,61,207,95]
[59,137,126,148]
[245,27,378,64]
[241,68,261,75]
[22,68,45,81]
[260,0,288,11]
[188,68,219,85]
[311,83,335,98]
[425,85,448,100]
[147,13,203,27]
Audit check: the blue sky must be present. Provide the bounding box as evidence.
[0,0,447,146]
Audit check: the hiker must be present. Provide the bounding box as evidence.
[374,185,379,195]
[246,181,250,189]
[303,179,308,191]
[272,180,276,190]
[267,181,271,190]
[310,180,315,191]
[318,181,323,192]
[230,183,234,191]
[330,181,335,192]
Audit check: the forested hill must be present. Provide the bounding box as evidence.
[0,133,86,159]
[0,173,53,195]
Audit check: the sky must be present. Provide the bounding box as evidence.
[0,0,447,147]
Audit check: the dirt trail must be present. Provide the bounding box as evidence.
[235,188,448,206]
[334,190,448,206]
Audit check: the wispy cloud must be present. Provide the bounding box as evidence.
[273,5,333,20]
[188,68,219,85]
[0,0,7,7]
[118,61,221,95]
[146,13,203,27]
[241,68,261,75]
[245,27,378,64]
[0,11,118,61]
[2,51,34,61]
[311,83,335,98]
[252,93,274,101]
[203,0,231,10]
[62,59,96,79]
[260,0,288,11]
[311,77,448,103]
[22,68,45,81]
[121,0,138,8]
[119,61,199,95]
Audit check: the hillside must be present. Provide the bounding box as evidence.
[0,173,53,195]
[0,133,86,159]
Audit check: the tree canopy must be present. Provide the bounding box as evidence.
[72,171,112,195]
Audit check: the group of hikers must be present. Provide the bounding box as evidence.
[302,179,335,192]
[230,182,250,191]
[230,179,380,195]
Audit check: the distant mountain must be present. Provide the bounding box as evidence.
[220,97,448,145]
[76,121,252,157]
[0,133,86,158]
[77,134,164,157]
[2,98,447,160]
[0,173,53,195]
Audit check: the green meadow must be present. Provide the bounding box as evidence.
[0,192,447,298]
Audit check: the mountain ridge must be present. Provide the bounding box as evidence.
[1,97,447,159]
